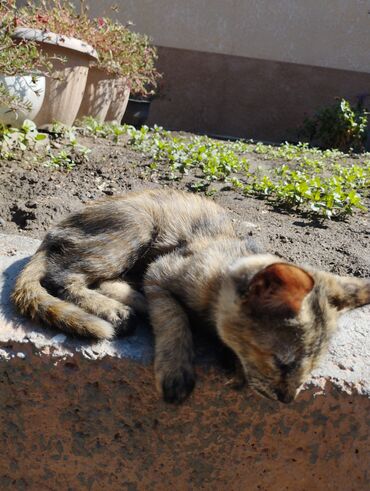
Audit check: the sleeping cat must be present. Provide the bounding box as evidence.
[12,189,370,403]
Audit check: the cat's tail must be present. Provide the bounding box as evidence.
[12,250,114,339]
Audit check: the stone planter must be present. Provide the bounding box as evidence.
[105,77,130,123]
[13,27,97,127]
[76,66,116,122]
[0,74,45,127]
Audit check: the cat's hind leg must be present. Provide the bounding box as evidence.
[98,279,148,314]
[62,274,132,334]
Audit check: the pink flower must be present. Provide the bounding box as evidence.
[36,14,49,24]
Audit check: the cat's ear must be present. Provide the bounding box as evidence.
[319,272,370,312]
[242,263,314,318]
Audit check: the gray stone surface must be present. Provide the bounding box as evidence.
[0,233,369,395]
[0,234,153,363]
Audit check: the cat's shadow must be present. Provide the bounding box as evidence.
[1,257,232,370]
[1,256,154,363]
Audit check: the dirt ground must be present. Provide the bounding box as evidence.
[0,134,369,277]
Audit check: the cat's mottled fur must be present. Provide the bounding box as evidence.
[12,189,370,403]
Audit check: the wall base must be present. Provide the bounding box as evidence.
[150,47,370,143]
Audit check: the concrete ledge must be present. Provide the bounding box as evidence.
[0,234,369,490]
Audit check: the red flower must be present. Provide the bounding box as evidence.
[36,14,49,24]
[98,17,105,27]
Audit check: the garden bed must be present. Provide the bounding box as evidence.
[0,123,369,278]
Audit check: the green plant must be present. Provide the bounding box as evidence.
[77,116,129,143]
[76,118,370,219]
[46,140,90,169]
[187,181,210,193]
[46,126,90,170]
[0,119,48,158]
[302,98,368,152]
[0,3,54,76]
[46,145,90,170]
[240,161,370,219]
[0,117,90,168]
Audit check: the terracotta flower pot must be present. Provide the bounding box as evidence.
[105,77,130,123]
[76,66,116,122]
[13,27,97,127]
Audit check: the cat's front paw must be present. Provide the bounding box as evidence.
[160,367,196,404]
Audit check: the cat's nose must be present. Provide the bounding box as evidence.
[275,389,294,404]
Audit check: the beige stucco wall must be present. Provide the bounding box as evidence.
[87,0,370,73]
[15,0,370,140]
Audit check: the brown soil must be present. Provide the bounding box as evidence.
[0,135,369,277]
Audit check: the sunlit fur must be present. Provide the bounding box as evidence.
[215,257,343,402]
[12,189,370,403]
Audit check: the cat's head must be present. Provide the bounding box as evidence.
[216,255,370,403]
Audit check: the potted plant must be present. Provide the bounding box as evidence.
[77,16,161,124]
[120,37,160,127]
[13,1,98,127]
[104,23,160,124]
[76,16,125,123]
[17,1,110,123]
[0,5,52,127]
[5,0,160,127]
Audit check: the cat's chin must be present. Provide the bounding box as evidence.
[250,385,278,402]
[252,385,298,404]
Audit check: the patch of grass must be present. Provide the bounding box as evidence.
[145,134,248,181]
[5,117,365,219]
[243,141,350,161]
[77,117,128,143]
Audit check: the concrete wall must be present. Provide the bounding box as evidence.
[87,0,370,141]
[17,0,370,141]
[148,47,370,142]
[88,0,370,74]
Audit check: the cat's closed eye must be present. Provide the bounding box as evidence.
[273,356,298,374]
